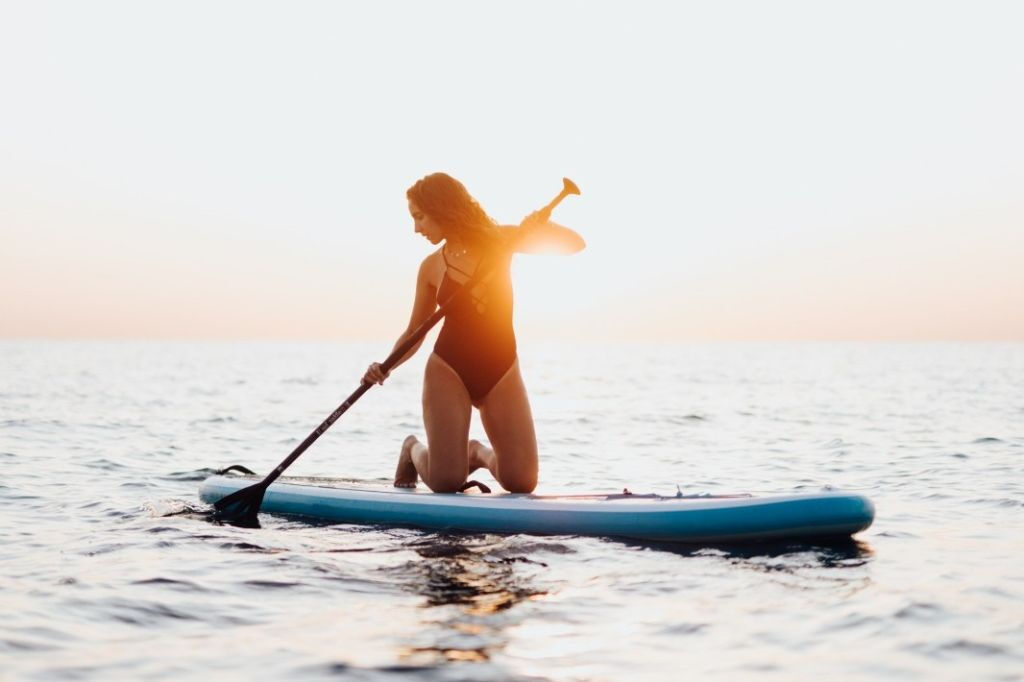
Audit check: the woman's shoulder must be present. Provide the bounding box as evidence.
[418,249,446,287]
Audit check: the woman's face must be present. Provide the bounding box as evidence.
[409,200,446,245]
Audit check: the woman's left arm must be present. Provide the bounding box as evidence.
[506,213,586,254]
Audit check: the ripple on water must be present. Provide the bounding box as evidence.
[1,418,67,428]
[242,580,306,589]
[893,602,947,622]
[1,638,60,653]
[907,638,1014,659]
[99,598,201,625]
[119,481,154,489]
[82,543,128,557]
[217,541,286,554]
[964,497,1024,508]
[299,661,528,682]
[190,416,237,425]
[0,486,43,501]
[83,458,128,471]
[130,577,210,593]
[658,622,709,636]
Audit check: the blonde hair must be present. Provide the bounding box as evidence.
[406,173,502,249]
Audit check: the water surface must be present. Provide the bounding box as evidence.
[1,341,1022,680]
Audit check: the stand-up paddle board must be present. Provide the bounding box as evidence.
[200,475,874,542]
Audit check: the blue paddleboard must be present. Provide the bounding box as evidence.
[199,475,874,542]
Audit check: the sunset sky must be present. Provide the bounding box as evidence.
[2,1,1022,341]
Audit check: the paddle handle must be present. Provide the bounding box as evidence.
[258,179,579,487]
[535,177,580,223]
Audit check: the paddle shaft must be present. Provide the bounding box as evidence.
[254,181,578,489]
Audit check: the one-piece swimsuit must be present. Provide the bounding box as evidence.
[433,246,517,404]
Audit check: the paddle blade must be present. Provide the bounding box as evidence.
[211,481,267,528]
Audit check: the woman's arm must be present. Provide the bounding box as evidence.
[505,215,586,254]
[363,257,439,385]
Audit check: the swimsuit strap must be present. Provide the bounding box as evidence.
[441,245,478,279]
[441,245,490,307]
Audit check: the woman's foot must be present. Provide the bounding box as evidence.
[467,439,484,474]
[394,435,420,488]
[467,439,496,477]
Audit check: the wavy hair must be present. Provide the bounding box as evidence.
[406,173,503,249]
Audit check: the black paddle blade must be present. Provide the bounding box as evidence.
[211,482,267,528]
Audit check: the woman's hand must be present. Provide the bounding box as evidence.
[363,362,390,386]
[519,210,548,231]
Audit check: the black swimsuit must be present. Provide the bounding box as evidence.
[433,247,517,404]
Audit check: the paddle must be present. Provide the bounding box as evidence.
[211,177,581,527]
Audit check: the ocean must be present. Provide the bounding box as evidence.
[1,340,1021,680]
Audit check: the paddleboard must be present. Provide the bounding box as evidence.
[199,475,874,542]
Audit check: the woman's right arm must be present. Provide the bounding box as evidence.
[363,257,439,385]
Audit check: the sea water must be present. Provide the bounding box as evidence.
[1,340,1021,680]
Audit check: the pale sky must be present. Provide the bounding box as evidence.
[2,1,1022,341]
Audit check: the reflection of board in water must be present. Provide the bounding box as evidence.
[385,534,551,666]
[200,475,875,543]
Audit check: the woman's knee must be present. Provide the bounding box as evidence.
[420,451,468,493]
[425,471,467,494]
[499,468,537,494]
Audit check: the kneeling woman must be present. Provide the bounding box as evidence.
[363,173,584,493]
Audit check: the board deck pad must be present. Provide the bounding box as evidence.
[200,475,874,542]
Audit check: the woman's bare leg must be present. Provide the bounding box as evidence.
[397,353,474,493]
[478,360,538,493]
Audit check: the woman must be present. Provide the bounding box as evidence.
[363,173,585,494]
